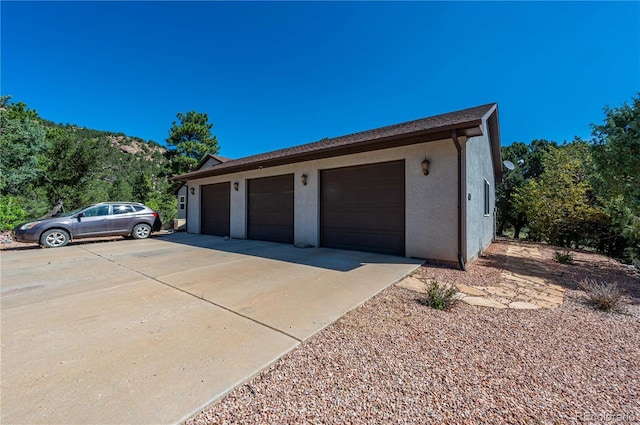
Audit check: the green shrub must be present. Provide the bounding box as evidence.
[623,247,640,265]
[418,279,459,311]
[554,250,574,264]
[578,278,626,312]
[0,195,28,231]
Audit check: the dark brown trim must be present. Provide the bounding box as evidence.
[487,108,503,182]
[452,130,466,271]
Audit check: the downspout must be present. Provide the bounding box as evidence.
[452,130,466,271]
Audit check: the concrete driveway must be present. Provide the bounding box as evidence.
[1,233,421,425]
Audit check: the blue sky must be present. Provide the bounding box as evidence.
[2,1,639,159]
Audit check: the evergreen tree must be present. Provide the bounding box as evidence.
[166,110,219,174]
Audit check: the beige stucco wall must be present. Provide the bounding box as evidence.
[176,186,188,221]
[185,139,462,262]
[464,122,496,263]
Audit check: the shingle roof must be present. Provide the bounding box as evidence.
[208,154,232,163]
[173,103,499,181]
[193,154,232,170]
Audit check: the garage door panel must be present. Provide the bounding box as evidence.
[201,183,230,237]
[248,224,293,242]
[378,188,405,203]
[248,174,294,244]
[321,160,405,256]
[250,211,291,227]
[323,208,404,229]
[322,230,404,255]
[250,194,293,211]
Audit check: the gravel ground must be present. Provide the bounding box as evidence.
[189,240,640,425]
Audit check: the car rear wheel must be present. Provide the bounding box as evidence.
[40,229,70,248]
[132,223,152,239]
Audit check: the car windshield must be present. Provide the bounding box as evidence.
[58,208,84,217]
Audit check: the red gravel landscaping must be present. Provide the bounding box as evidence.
[188,239,640,424]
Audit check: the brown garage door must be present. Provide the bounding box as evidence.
[247,174,294,244]
[321,160,405,256]
[201,182,230,236]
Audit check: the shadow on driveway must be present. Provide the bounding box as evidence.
[1,234,422,425]
[155,232,417,273]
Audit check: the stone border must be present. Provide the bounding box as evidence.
[397,245,566,310]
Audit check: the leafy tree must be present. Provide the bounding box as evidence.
[497,142,527,237]
[1,95,39,121]
[524,139,558,179]
[0,97,184,229]
[589,94,640,261]
[132,173,154,204]
[41,127,111,209]
[496,139,557,238]
[592,94,640,241]
[0,195,28,231]
[0,96,50,221]
[166,110,219,174]
[0,97,47,196]
[514,141,604,246]
[109,177,133,201]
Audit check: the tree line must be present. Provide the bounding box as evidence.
[1,93,637,263]
[497,94,639,263]
[0,96,218,230]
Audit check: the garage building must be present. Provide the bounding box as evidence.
[173,103,502,268]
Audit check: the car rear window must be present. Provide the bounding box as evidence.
[113,205,135,215]
[132,205,146,212]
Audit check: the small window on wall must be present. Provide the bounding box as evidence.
[484,180,490,216]
[179,195,186,210]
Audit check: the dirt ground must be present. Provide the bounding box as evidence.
[420,237,640,305]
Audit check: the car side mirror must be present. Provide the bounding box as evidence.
[75,213,85,219]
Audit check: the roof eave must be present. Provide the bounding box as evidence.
[172,120,484,181]
[482,105,503,182]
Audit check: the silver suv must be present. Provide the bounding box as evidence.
[13,202,162,248]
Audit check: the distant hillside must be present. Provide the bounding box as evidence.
[37,117,167,159]
[0,97,178,229]
[107,133,166,158]
[41,123,171,190]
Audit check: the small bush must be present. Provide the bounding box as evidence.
[578,278,626,312]
[554,250,574,265]
[632,257,640,272]
[418,279,459,311]
[0,195,28,231]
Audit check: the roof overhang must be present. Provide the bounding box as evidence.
[172,103,501,182]
[482,104,503,182]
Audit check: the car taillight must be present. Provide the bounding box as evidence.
[152,212,158,218]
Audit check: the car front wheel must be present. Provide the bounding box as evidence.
[132,223,152,239]
[40,229,70,248]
